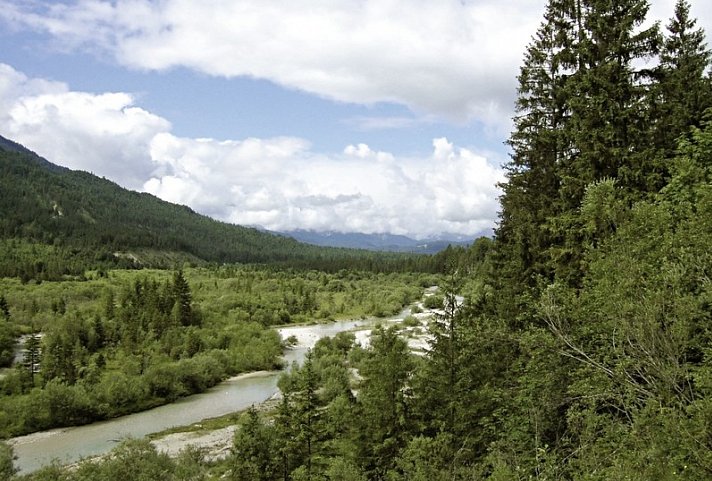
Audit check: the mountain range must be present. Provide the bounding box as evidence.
[280,229,477,254]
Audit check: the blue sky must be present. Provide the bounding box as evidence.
[0,0,710,239]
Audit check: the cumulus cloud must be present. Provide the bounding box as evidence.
[2,1,710,134]
[0,63,503,238]
[143,133,504,238]
[0,65,170,189]
[0,0,547,132]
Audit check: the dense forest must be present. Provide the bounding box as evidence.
[2,0,712,479]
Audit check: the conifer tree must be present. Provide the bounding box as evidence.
[561,0,660,201]
[655,0,711,163]
[23,333,41,384]
[541,0,660,285]
[355,326,413,479]
[495,0,578,314]
[290,351,322,480]
[231,407,276,481]
[171,270,195,326]
[414,274,463,438]
[102,288,115,320]
[0,294,9,321]
[273,392,298,481]
[489,0,712,476]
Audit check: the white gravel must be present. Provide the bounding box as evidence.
[151,426,236,461]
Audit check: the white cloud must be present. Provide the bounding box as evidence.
[0,63,503,238]
[2,1,711,135]
[0,65,170,189]
[143,133,504,238]
[342,115,431,131]
[0,0,547,132]
[2,0,706,239]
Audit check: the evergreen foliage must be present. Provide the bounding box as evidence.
[496,0,711,307]
[655,0,712,160]
[231,407,276,481]
[0,441,16,480]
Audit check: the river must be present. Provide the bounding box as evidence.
[9,310,414,473]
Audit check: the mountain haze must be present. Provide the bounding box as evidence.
[281,229,476,254]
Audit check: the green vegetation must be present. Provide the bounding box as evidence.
[4,1,712,479]
[18,438,213,481]
[422,294,444,310]
[0,266,425,439]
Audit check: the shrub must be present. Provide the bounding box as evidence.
[423,295,444,310]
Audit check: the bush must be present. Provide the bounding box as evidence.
[423,295,444,310]
[0,441,16,480]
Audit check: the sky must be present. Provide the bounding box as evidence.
[0,1,710,240]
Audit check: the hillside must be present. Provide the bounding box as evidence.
[0,136,433,278]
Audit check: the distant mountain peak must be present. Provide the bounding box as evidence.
[280,229,475,254]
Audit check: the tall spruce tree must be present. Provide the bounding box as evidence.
[355,326,414,479]
[231,407,276,481]
[655,0,711,162]
[413,273,464,440]
[292,351,322,480]
[495,0,578,317]
[23,333,41,384]
[547,0,660,285]
[561,0,660,202]
[171,270,195,327]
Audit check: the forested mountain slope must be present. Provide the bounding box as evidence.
[0,137,433,277]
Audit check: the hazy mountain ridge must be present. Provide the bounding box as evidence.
[281,229,477,253]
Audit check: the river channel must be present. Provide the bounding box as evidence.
[9,310,413,473]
